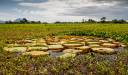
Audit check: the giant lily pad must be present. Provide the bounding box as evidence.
[28,46,48,51]
[23,51,49,56]
[75,46,91,53]
[17,40,33,44]
[87,42,100,44]
[89,44,101,48]
[63,49,83,54]
[92,48,116,54]
[4,47,27,52]
[63,42,83,48]
[102,43,118,48]
[99,40,109,43]
[48,45,64,51]
[70,38,84,42]
[36,43,47,46]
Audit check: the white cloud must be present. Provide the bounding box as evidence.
[0,12,17,21]
[24,16,99,23]
[0,10,99,23]
[19,1,69,16]
[18,0,118,16]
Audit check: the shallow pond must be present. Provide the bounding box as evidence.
[4,36,127,58]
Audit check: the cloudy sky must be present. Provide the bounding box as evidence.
[0,0,128,22]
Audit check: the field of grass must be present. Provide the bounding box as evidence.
[0,23,128,75]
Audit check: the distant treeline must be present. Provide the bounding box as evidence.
[4,17,128,24]
[55,17,128,24]
[5,18,42,24]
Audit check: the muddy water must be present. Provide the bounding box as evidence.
[48,51,64,57]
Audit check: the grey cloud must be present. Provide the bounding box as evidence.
[63,0,128,19]
[0,0,128,21]
[94,0,128,6]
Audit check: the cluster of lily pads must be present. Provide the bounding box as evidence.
[4,35,126,58]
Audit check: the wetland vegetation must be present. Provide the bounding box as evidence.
[0,23,128,75]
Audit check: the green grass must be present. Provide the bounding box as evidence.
[0,23,128,39]
[0,23,128,75]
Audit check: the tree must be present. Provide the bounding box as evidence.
[55,21,61,24]
[5,20,12,24]
[118,19,126,24]
[101,17,106,23]
[43,22,48,24]
[112,19,118,23]
[37,21,41,24]
[112,19,127,24]
[20,18,28,24]
[88,19,96,23]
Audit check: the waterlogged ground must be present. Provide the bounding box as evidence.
[4,35,126,58]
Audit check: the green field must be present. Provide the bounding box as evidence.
[0,23,128,39]
[0,23,128,75]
